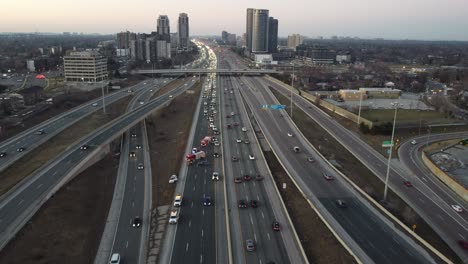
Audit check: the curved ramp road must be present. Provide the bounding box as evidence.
[0,80,170,173]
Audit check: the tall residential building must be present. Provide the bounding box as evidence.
[268,17,278,53]
[178,13,189,49]
[246,8,254,52]
[156,15,171,59]
[288,34,304,50]
[63,51,107,82]
[157,15,171,40]
[116,31,131,49]
[251,9,269,53]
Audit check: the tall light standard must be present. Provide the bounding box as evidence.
[357,91,363,126]
[383,101,403,201]
[290,63,295,118]
[101,80,106,114]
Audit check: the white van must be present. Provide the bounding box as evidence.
[169,210,179,224]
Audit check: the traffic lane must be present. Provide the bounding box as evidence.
[171,98,216,264]
[242,82,431,263]
[112,127,146,263]
[220,82,246,264]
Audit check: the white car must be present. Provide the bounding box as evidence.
[92,103,98,107]
[411,140,417,145]
[249,155,255,160]
[242,127,247,132]
[452,204,463,213]
[169,175,178,183]
[287,133,293,137]
[169,95,173,98]
[214,141,220,146]
[236,138,242,143]
[212,172,220,181]
[110,253,121,264]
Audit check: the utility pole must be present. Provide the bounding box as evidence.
[357,91,363,126]
[290,63,295,118]
[383,102,401,201]
[101,80,106,114]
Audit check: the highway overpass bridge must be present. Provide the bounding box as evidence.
[131,68,280,76]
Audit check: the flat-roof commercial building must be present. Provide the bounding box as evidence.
[63,51,107,82]
[339,88,401,101]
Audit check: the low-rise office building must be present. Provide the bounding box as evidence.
[63,51,107,82]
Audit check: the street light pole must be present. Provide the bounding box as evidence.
[383,102,400,201]
[290,63,295,118]
[101,80,106,114]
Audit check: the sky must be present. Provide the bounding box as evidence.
[1,0,468,41]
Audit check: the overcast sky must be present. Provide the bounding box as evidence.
[2,0,468,40]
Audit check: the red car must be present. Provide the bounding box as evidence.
[255,175,264,181]
[272,221,280,231]
[458,240,468,249]
[250,200,258,208]
[234,177,243,183]
[243,174,252,181]
[403,181,413,187]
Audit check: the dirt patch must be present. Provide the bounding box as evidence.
[423,139,460,153]
[147,80,201,207]
[0,96,132,197]
[263,151,356,264]
[151,78,187,99]
[0,150,119,264]
[272,89,462,263]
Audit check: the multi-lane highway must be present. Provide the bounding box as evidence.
[0,80,195,251]
[0,80,160,172]
[266,76,468,260]
[239,76,434,263]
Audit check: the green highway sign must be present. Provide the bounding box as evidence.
[382,141,393,147]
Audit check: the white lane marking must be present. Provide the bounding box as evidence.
[36,184,43,189]
[191,201,194,208]
[252,182,256,187]
[459,233,465,240]
[52,171,58,176]
[18,200,24,206]
[189,220,191,228]
[200,255,203,263]
[132,202,134,208]
[437,214,444,221]
[134,176,136,181]
[250,214,254,225]
[261,212,265,219]
[201,229,204,237]
[392,237,400,245]
[267,233,271,241]
[418,198,425,204]
[186,243,189,252]
[195,174,197,180]
[257,195,260,200]
[254,233,257,241]
[422,177,428,182]
[125,241,129,248]
[202,209,205,216]
[193,186,196,191]
[204,178,206,185]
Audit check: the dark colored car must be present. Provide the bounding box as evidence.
[204,195,212,206]
[129,151,136,158]
[272,221,281,231]
[250,200,258,208]
[214,152,219,158]
[132,216,142,228]
[234,177,243,183]
[255,175,264,181]
[17,147,26,152]
[136,145,142,149]
[238,200,248,208]
[243,174,252,181]
[232,156,238,162]
[80,145,89,150]
[323,173,333,181]
[131,132,137,138]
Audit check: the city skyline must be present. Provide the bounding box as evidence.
[1,0,468,41]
